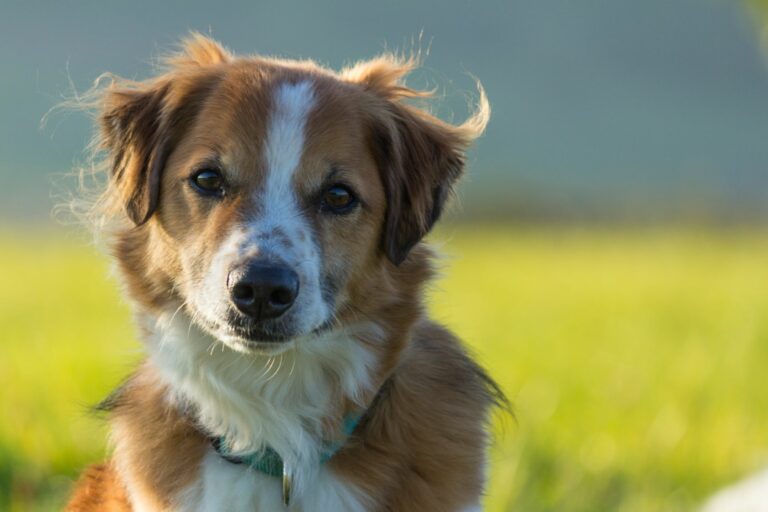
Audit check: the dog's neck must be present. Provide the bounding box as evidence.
[144,310,379,493]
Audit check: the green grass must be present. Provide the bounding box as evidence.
[2,226,768,511]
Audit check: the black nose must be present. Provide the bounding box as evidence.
[227,263,300,320]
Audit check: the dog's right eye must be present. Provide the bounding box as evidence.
[190,169,225,196]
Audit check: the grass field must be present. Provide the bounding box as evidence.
[2,225,768,511]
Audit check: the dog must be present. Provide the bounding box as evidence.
[66,33,503,511]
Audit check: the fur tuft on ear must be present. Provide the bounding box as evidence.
[341,54,430,101]
[165,32,232,69]
[351,56,490,265]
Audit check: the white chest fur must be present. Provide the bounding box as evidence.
[140,312,378,511]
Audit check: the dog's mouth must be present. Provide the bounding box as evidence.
[188,305,337,352]
[229,324,293,344]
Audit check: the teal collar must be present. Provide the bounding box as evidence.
[210,414,362,478]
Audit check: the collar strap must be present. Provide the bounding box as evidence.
[210,413,362,478]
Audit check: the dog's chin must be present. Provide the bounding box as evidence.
[197,321,295,355]
[191,323,293,355]
[218,334,296,355]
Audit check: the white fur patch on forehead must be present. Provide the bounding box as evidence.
[256,79,316,256]
[264,80,316,199]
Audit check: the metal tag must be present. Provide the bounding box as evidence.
[282,464,293,507]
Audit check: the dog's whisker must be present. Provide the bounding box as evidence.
[287,354,298,377]
[263,353,284,382]
[256,355,277,382]
[167,301,187,327]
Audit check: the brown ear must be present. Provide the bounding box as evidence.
[350,56,490,265]
[98,34,230,226]
[99,82,171,225]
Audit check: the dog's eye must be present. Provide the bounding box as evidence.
[190,169,225,196]
[321,184,357,213]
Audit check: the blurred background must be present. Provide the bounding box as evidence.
[1,0,767,510]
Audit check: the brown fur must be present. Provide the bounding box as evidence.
[108,367,208,510]
[68,33,501,511]
[333,320,499,510]
[66,463,131,511]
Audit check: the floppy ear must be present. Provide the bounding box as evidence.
[99,82,171,225]
[98,34,231,225]
[348,56,490,265]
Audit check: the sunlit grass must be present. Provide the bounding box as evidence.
[2,226,768,511]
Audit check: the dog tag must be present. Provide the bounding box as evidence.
[282,464,293,506]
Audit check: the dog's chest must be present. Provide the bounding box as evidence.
[176,449,368,512]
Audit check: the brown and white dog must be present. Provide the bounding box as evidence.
[66,34,503,511]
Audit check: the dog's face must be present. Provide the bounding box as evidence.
[98,36,487,353]
[156,77,386,350]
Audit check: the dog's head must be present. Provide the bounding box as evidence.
[94,34,488,353]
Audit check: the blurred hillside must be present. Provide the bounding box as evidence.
[0,0,766,223]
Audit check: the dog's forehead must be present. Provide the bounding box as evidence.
[264,79,316,185]
[184,63,366,190]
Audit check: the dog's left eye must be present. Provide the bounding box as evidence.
[190,169,225,196]
[321,184,357,213]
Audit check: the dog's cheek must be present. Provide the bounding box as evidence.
[319,215,380,313]
[320,259,349,312]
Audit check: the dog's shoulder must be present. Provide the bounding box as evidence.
[402,319,506,416]
[373,317,505,450]
[66,462,131,512]
[338,319,504,510]
[70,365,208,510]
